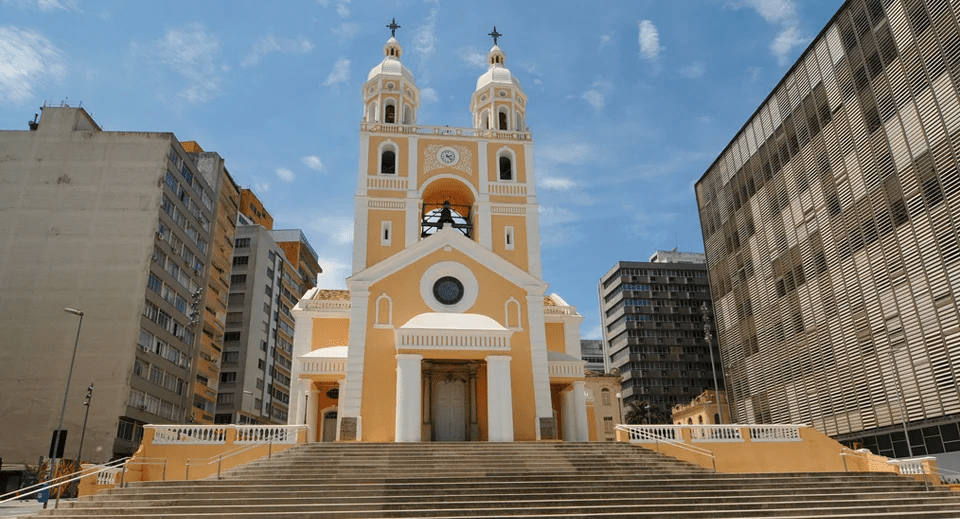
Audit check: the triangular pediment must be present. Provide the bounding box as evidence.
[348,226,546,294]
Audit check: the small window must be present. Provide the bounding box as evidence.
[381,150,396,174]
[381,221,392,246]
[499,156,512,180]
[498,111,508,130]
[504,226,515,251]
[385,104,396,124]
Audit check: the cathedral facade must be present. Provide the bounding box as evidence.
[288,28,596,442]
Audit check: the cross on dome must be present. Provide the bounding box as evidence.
[387,18,401,38]
[488,26,502,45]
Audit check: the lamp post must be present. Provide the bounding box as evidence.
[76,384,93,462]
[46,307,83,509]
[701,302,724,424]
[889,345,913,458]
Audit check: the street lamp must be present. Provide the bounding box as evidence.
[46,307,83,509]
[889,344,913,458]
[701,302,724,424]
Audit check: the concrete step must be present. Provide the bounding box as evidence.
[28,442,960,518]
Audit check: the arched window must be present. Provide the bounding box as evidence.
[601,388,611,406]
[698,415,703,424]
[384,104,396,124]
[515,111,524,131]
[714,413,721,424]
[499,156,512,180]
[480,111,490,129]
[375,294,393,327]
[687,418,693,425]
[380,149,396,174]
[366,102,377,123]
[402,104,413,125]
[498,110,508,130]
[504,297,521,329]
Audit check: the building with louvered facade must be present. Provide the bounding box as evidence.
[695,0,960,466]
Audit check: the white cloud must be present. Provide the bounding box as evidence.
[600,32,614,47]
[538,205,582,247]
[460,47,487,68]
[253,179,270,194]
[582,324,603,340]
[0,26,66,105]
[302,155,325,172]
[581,78,612,112]
[538,177,578,190]
[241,35,314,68]
[538,143,594,164]
[311,216,354,245]
[420,87,438,104]
[771,24,806,65]
[332,22,360,40]
[323,58,350,86]
[275,168,294,182]
[335,2,349,17]
[638,20,660,60]
[314,254,350,289]
[727,0,807,65]
[412,8,438,60]
[679,61,705,78]
[728,0,796,24]
[3,0,80,11]
[143,23,224,103]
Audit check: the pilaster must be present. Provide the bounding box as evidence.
[396,353,423,442]
[485,355,514,442]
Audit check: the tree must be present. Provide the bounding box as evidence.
[623,401,668,425]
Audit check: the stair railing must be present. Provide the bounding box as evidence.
[615,424,717,472]
[184,437,277,481]
[116,457,167,488]
[0,457,130,506]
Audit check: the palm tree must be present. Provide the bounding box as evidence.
[623,401,667,424]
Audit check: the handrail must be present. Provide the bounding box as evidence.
[117,457,167,489]
[0,457,130,505]
[185,438,276,480]
[616,424,717,472]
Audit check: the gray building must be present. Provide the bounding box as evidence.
[216,222,315,425]
[598,252,721,418]
[695,0,960,464]
[0,106,234,474]
[580,339,605,373]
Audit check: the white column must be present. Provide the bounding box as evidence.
[525,292,555,438]
[335,378,347,441]
[395,354,423,442]
[291,378,311,427]
[572,380,589,442]
[486,355,514,442]
[306,385,320,443]
[560,388,575,441]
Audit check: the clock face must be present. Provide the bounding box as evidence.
[438,148,459,165]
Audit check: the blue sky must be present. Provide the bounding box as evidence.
[0,0,841,339]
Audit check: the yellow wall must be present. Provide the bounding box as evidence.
[486,142,526,183]
[544,322,566,353]
[366,209,407,267]
[311,317,350,349]
[490,214,529,271]
[368,134,408,176]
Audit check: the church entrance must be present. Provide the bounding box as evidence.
[423,361,481,441]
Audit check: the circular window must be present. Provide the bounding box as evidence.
[498,90,508,97]
[480,94,487,102]
[433,276,465,306]
[326,387,339,399]
[386,81,395,90]
[419,262,479,313]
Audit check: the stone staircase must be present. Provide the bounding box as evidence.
[33,442,960,518]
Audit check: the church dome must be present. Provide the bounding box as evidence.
[475,45,522,91]
[367,37,415,82]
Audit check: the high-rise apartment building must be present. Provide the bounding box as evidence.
[598,252,720,416]
[0,106,237,468]
[580,339,605,372]
[695,0,960,462]
[215,190,319,425]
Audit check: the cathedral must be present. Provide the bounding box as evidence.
[288,25,615,442]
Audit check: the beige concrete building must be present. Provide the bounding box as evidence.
[672,389,729,426]
[0,106,237,471]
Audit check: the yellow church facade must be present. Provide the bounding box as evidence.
[288,30,595,443]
